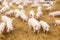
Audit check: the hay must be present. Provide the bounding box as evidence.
[0,1,60,40]
[50,0,60,12]
[0,5,60,40]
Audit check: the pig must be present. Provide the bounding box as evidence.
[40,20,50,32]
[28,17,41,33]
[49,11,60,17]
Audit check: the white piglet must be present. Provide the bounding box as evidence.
[29,10,35,17]
[46,6,52,10]
[40,20,50,32]
[18,5,24,10]
[1,15,13,33]
[36,10,43,19]
[36,6,43,19]
[1,15,9,22]
[6,19,13,33]
[14,9,20,18]
[31,4,40,8]
[5,10,14,16]
[0,22,6,34]
[28,17,41,33]
[37,6,42,12]
[54,20,60,26]
[49,11,60,17]
[20,12,28,22]
[0,5,10,13]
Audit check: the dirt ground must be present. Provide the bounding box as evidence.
[0,4,60,40]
